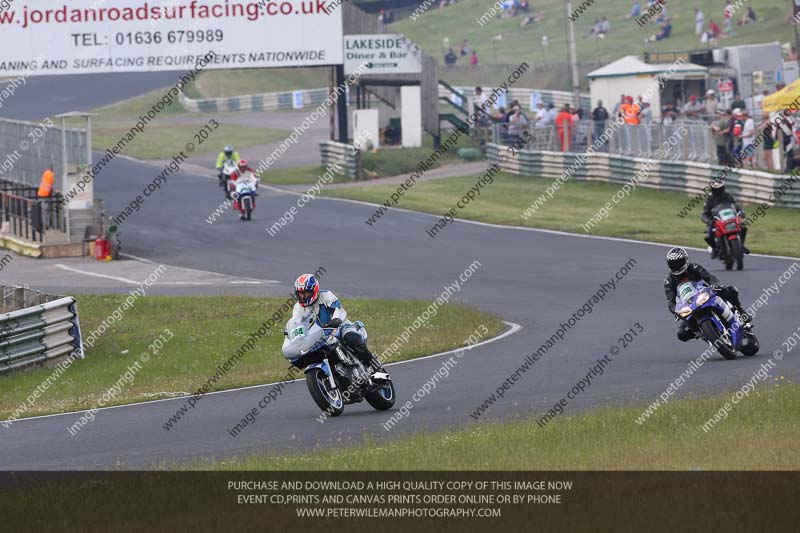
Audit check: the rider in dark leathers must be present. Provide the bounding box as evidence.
[701,179,750,257]
[664,247,750,341]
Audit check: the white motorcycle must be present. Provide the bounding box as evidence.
[219,159,237,199]
[282,312,395,417]
[231,172,259,221]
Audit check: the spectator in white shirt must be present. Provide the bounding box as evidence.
[534,101,549,125]
[740,109,756,169]
[694,8,705,35]
[546,103,558,124]
[703,90,718,117]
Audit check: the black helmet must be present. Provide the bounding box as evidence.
[710,179,725,197]
[667,247,688,275]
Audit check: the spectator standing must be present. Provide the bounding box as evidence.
[459,39,471,57]
[546,103,559,124]
[37,166,55,230]
[711,109,732,165]
[750,89,767,122]
[723,0,735,36]
[640,102,653,123]
[703,90,718,118]
[470,50,479,67]
[620,96,641,125]
[592,100,609,143]
[729,108,745,165]
[474,87,491,126]
[444,48,457,66]
[508,104,530,140]
[740,109,756,169]
[612,94,626,119]
[682,95,703,118]
[555,104,574,151]
[731,93,747,112]
[695,8,705,35]
[760,115,776,171]
[534,101,549,125]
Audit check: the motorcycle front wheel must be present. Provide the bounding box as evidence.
[731,238,744,271]
[740,333,760,356]
[365,379,396,411]
[306,368,344,416]
[699,319,737,360]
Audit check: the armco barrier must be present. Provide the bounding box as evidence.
[179,86,586,115]
[0,286,84,375]
[441,86,591,113]
[179,88,331,113]
[487,144,800,209]
[320,141,361,180]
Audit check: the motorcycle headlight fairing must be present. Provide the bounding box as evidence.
[696,292,710,306]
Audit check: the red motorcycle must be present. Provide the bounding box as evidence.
[711,203,745,271]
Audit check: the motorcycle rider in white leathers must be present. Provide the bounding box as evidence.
[292,274,381,374]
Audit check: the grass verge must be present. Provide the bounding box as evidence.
[260,135,472,185]
[193,379,798,470]
[0,295,504,422]
[67,90,288,160]
[325,172,800,257]
[260,164,353,185]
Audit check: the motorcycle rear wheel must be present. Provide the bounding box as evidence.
[699,320,737,360]
[306,368,344,416]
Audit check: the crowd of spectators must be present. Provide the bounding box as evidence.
[444,39,479,67]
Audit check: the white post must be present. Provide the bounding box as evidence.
[60,116,69,241]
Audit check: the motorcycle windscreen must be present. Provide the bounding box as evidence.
[281,313,325,359]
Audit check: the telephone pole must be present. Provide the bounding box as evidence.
[565,1,582,109]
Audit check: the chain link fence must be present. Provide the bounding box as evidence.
[0,117,87,187]
[490,120,716,163]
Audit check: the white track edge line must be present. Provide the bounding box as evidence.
[260,184,800,262]
[3,320,521,425]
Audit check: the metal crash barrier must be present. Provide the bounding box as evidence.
[487,144,800,209]
[0,286,84,375]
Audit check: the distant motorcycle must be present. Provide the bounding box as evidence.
[711,203,745,271]
[219,160,237,198]
[282,312,395,417]
[674,280,759,360]
[231,172,259,221]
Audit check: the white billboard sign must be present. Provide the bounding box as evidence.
[344,34,422,76]
[0,0,343,76]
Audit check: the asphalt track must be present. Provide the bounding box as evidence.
[1,145,799,470]
[0,71,182,121]
[1,76,799,468]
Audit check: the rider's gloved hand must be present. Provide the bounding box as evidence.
[711,284,724,293]
[324,318,342,328]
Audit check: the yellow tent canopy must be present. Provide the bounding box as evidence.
[763,79,800,112]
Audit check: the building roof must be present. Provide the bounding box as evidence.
[588,55,708,79]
